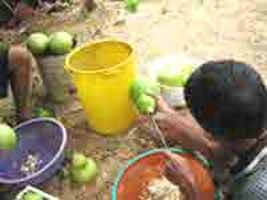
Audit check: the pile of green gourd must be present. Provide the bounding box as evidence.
[157,64,194,87]
[26,32,74,56]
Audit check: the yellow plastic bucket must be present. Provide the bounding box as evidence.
[65,40,137,135]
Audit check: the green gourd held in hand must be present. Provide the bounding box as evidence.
[129,77,160,115]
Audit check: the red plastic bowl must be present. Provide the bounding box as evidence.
[112,148,215,200]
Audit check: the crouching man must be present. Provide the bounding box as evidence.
[140,60,267,199]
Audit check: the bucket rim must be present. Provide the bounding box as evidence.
[0,117,67,184]
[111,148,195,200]
[111,148,219,200]
[65,39,134,74]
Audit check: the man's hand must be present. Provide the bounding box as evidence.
[135,95,177,126]
[164,152,198,200]
[136,96,212,156]
[136,96,238,170]
[163,151,215,200]
[164,152,196,186]
[156,95,177,114]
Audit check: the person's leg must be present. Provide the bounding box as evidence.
[8,45,33,122]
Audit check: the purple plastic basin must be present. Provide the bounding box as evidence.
[0,118,67,188]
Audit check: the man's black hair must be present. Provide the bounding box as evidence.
[184,60,267,139]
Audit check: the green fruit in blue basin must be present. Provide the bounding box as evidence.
[23,192,43,200]
[26,33,49,55]
[136,94,156,114]
[48,32,73,55]
[158,64,194,87]
[71,158,98,184]
[0,124,17,150]
[129,77,160,102]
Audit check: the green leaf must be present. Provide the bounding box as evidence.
[64,149,74,160]
[125,0,140,13]
[0,42,9,57]
[34,107,54,118]
[58,167,70,180]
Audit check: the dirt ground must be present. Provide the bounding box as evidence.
[1,0,267,199]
